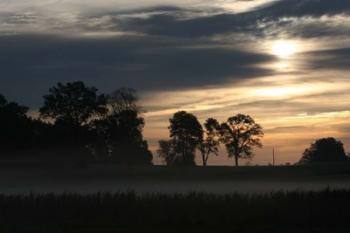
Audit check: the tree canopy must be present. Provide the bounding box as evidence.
[219,114,264,166]
[90,88,152,164]
[158,112,264,167]
[299,137,348,164]
[165,111,203,166]
[199,118,220,166]
[0,82,153,165]
[40,81,107,126]
[108,88,139,113]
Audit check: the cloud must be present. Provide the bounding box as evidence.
[1,0,350,108]
[104,0,350,39]
[265,125,313,134]
[303,47,350,70]
[1,0,350,38]
[0,34,275,106]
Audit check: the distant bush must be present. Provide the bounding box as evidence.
[0,190,350,232]
[299,137,348,164]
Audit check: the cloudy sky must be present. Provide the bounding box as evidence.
[1,0,350,165]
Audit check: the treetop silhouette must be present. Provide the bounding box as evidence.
[219,114,264,166]
[40,81,107,126]
[299,137,348,164]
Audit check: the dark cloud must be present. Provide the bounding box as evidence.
[0,34,274,106]
[103,0,350,38]
[257,0,350,18]
[303,47,350,70]
[2,0,350,107]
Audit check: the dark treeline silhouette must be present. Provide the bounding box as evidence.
[0,82,152,165]
[2,83,349,167]
[299,137,349,164]
[158,111,264,167]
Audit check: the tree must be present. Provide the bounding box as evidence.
[0,94,32,153]
[219,114,264,167]
[90,88,152,164]
[299,137,348,164]
[39,82,107,160]
[157,139,178,166]
[0,94,28,120]
[168,111,203,166]
[199,118,220,166]
[108,88,139,113]
[40,81,107,126]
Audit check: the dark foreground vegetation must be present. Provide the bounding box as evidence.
[1,189,350,233]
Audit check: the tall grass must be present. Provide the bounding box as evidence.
[0,189,350,233]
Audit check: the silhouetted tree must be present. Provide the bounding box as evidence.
[199,118,220,166]
[299,137,348,164]
[39,82,107,160]
[168,111,203,166]
[219,114,264,167]
[157,139,178,166]
[0,94,28,120]
[90,88,152,164]
[0,94,33,154]
[108,88,139,113]
[40,81,107,126]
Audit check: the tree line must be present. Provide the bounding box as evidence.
[158,111,264,166]
[0,81,152,165]
[1,80,348,167]
[157,112,350,166]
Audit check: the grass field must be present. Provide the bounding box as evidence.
[1,162,350,232]
[1,189,350,233]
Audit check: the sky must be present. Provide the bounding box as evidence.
[1,0,350,165]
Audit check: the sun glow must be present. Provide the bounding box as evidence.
[272,40,298,58]
[254,86,306,97]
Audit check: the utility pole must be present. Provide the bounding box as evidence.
[272,148,275,166]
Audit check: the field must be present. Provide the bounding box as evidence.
[1,161,350,194]
[1,162,350,232]
[1,190,350,233]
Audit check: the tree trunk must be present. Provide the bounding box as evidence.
[234,155,239,167]
[202,154,207,167]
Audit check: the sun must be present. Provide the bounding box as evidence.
[272,40,298,58]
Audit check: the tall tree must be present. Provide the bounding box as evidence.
[168,111,203,166]
[299,137,348,164]
[39,82,107,160]
[219,114,264,167]
[199,118,220,166]
[90,88,152,164]
[40,81,107,126]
